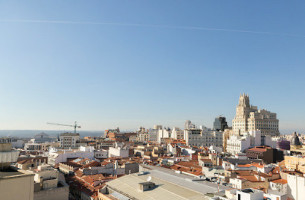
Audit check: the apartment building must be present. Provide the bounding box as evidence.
[59,132,80,148]
[226,130,276,155]
[284,155,305,173]
[184,128,223,147]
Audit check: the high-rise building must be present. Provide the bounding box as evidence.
[232,94,279,136]
[59,132,80,148]
[213,116,228,131]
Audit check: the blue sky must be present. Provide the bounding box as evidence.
[0,1,304,133]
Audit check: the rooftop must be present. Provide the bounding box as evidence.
[60,132,80,136]
[271,179,288,184]
[247,146,272,152]
[106,172,210,200]
[241,189,256,193]
[0,168,34,179]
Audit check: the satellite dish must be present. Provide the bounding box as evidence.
[147,176,152,182]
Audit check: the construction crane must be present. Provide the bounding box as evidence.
[47,121,81,134]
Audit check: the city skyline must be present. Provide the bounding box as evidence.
[1,1,305,132]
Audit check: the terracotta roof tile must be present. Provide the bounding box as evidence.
[271,179,287,184]
[238,175,259,182]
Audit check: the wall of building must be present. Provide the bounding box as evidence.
[42,179,58,190]
[11,140,24,148]
[34,183,69,200]
[108,147,129,158]
[0,143,12,152]
[236,190,264,200]
[124,162,139,174]
[34,170,58,183]
[0,174,34,200]
[48,151,94,165]
[287,174,305,200]
[95,150,108,159]
[185,129,223,147]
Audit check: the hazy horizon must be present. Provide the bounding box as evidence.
[0,127,302,138]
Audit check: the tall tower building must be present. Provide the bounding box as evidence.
[232,94,279,136]
[213,116,228,131]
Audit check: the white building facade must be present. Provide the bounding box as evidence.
[226,130,276,154]
[108,143,129,158]
[287,174,305,200]
[48,147,94,165]
[171,127,184,140]
[59,133,80,148]
[184,128,223,147]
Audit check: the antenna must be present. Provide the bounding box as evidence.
[147,176,152,182]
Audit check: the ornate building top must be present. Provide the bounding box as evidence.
[291,132,302,146]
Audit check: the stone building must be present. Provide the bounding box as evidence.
[284,155,305,174]
[184,127,223,147]
[232,94,279,136]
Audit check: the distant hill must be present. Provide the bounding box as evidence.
[0,130,104,138]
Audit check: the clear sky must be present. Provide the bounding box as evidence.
[0,1,305,133]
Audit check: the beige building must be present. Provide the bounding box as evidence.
[0,138,35,200]
[32,165,69,200]
[232,94,279,136]
[284,155,305,174]
[0,170,35,200]
[223,128,233,152]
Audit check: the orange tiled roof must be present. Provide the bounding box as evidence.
[271,179,287,184]
[238,175,259,182]
[253,171,272,178]
[272,167,280,174]
[232,170,254,176]
[238,164,252,168]
[247,146,272,152]
[201,159,212,163]
[81,161,101,169]
[251,162,264,168]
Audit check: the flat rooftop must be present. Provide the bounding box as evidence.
[0,171,23,178]
[141,164,229,192]
[107,172,209,200]
[0,169,34,179]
